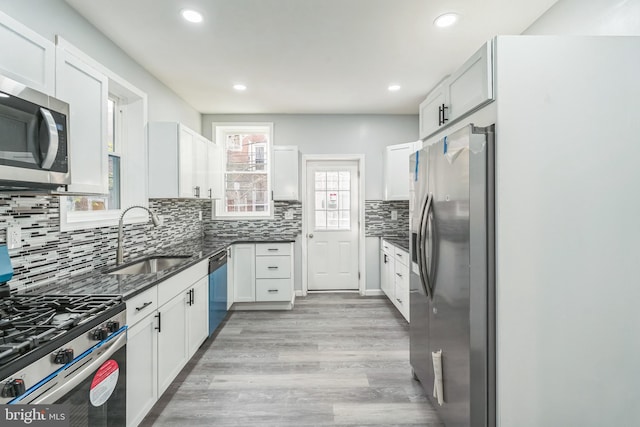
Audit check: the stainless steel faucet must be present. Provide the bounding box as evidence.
[116,205,161,265]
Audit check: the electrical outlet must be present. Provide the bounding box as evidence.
[284,210,294,220]
[391,210,398,221]
[7,225,21,249]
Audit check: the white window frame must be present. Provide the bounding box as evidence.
[57,38,148,231]
[212,122,274,219]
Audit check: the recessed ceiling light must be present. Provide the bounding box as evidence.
[388,84,401,92]
[434,13,459,28]
[181,9,203,23]
[233,84,247,91]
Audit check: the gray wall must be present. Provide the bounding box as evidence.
[524,0,640,35]
[0,0,201,130]
[202,114,418,200]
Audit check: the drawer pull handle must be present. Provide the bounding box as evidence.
[135,301,153,312]
[396,273,402,277]
[396,298,402,304]
[397,253,402,257]
[268,289,278,293]
[268,266,279,269]
[267,248,279,251]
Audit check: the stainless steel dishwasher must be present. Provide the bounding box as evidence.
[208,250,228,336]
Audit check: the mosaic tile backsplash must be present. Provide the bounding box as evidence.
[0,195,208,291]
[0,194,407,292]
[203,201,302,239]
[365,200,409,238]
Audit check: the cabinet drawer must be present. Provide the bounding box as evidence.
[394,247,409,266]
[381,239,393,254]
[255,256,291,278]
[256,279,293,302]
[256,243,291,256]
[126,287,158,326]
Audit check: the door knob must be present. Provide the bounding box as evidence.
[308,233,314,238]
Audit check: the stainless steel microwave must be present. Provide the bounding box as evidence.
[0,74,70,190]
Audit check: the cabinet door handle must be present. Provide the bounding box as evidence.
[396,298,402,304]
[396,273,402,277]
[191,288,195,305]
[268,289,278,293]
[208,188,212,198]
[268,266,279,270]
[267,248,279,252]
[155,312,162,333]
[438,103,449,126]
[135,301,153,312]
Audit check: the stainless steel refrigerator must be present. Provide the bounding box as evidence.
[409,124,495,427]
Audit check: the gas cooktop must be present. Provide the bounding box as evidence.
[0,294,124,391]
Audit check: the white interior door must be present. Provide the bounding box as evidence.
[306,160,359,290]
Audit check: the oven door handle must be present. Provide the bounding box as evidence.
[22,329,126,405]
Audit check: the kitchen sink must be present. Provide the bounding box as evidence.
[107,255,191,275]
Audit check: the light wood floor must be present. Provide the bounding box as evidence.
[141,293,441,426]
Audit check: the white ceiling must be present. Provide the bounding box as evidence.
[65,0,558,115]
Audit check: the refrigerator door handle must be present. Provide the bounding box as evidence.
[425,197,437,295]
[417,192,433,298]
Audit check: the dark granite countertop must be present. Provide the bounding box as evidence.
[381,236,410,252]
[23,236,295,299]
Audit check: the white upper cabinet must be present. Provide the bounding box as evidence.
[418,81,447,140]
[149,122,220,199]
[273,145,300,201]
[447,42,494,123]
[419,41,494,140]
[384,141,415,201]
[55,45,109,194]
[0,11,55,95]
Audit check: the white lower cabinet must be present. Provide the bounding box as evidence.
[125,311,158,427]
[231,244,256,302]
[187,277,209,358]
[229,242,295,309]
[380,239,410,322]
[126,260,208,427]
[157,291,189,396]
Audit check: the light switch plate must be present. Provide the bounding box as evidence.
[7,225,21,249]
[391,210,398,221]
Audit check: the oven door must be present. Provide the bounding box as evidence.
[11,327,127,427]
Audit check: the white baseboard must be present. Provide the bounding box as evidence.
[363,289,384,297]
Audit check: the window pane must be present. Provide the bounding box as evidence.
[315,191,326,210]
[326,172,339,190]
[339,191,350,210]
[315,172,326,190]
[327,210,339,228]
[107,98,115,153]
[327,191,339,210]
[339,171,350,190]
[224,172,268,212]
[339,210,350,230]
[108,155,121,209]
[225,133,269,172]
